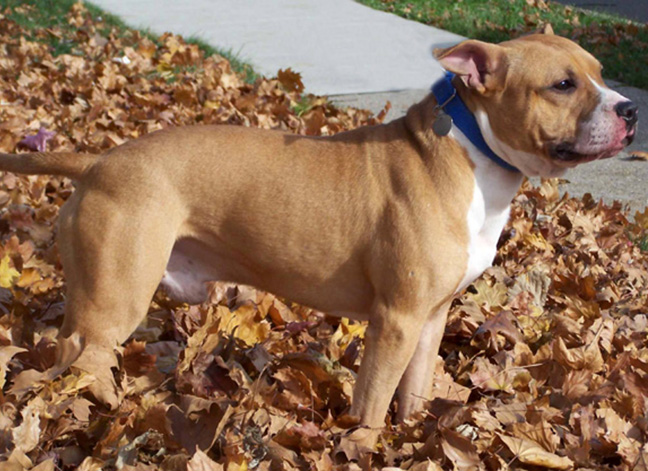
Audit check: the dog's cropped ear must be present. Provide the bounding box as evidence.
[434,40,508,94]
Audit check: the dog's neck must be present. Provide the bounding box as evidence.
[431,73,520,173]
[402,94,523,204]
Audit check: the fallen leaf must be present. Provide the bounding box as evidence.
[440,427,481,471]
[628,150,648,161]
[0,255,19,288]
[278,68,305,93]
[188,449,223,471]
[12,396,45,453]
[0,345,27,389]
[499,433,573,469]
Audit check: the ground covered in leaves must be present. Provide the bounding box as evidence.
[0,3,647,471]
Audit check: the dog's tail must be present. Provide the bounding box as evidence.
[0,152,99,179]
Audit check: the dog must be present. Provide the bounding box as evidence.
[0,30,637,446]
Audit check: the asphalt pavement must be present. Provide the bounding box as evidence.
[90,0,648,213]
[553,0,648,23]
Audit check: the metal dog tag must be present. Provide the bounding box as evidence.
[433,111,453,137]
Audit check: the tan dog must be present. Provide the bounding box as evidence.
[0,32,637,443]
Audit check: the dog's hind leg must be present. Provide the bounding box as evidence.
[56,190,182,406]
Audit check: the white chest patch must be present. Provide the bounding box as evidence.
[452,128,524,293]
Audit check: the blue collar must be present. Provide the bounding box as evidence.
[431,72,519,173]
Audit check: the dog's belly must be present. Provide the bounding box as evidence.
[160,239,220,304]
[158,237,374,317]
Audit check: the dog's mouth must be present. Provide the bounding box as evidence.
[548,142,602,164]
[549,129,635,165]
[625,128,637,146]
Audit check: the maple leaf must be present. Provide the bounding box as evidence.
[473,310,523,351]
[123,339,157,376]
[215,304,271,346]
[277,68,305,93]
[469,357,515,393]
[188,449,223,471]
[466,278,508,308]
[275,420,328,451]
[553,336,605,372]
[499,433,573,469]
[0,345,27,389]
[0,255,19,288]
[440,427,481,471]
[12,396,45,453]
[18,127,56,152]
[635,444,648,471]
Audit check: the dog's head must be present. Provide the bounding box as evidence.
[434,30,638,177]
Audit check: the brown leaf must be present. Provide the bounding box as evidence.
[167,395,229,452]
[12,396,45,453]
[0,345,27,389]
[499,433,574,469]
[277,68,305,93]
[553,336,604,372]
[9,333,85,399]
[469,357,515,393]
[274,421,327,451]
[123,340,157,376]
[187,449,223,471]
[473,310,523,351]
[440,427,481,471]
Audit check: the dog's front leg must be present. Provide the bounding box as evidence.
[349,302,429,444]
[396,301,451,421]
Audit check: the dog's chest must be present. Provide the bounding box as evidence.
[456,184,511,293]
[451,130,523,293]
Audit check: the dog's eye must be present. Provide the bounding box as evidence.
[552,79,576,92]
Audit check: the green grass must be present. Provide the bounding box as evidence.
[0,0,260,83]
[357,0,648,90]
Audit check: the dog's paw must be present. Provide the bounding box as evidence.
[71,343,123,409]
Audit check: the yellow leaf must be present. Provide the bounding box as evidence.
[517,303,551,342]
[204,100,220,110]
[499,434,573,469]
[16,267,40,288]
[523,232,553,253]
[340,317,366,339]
[0,255,19,288]
[629,150,648,161]
[216,305,270,346]
[156,60,174,79]
[467,279,508,308]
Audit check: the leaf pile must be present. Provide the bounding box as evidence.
[0,3,647,471]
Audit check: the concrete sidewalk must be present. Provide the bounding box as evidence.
[91,0,463,95]
[91,0,648,212]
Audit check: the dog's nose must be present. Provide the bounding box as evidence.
[615,100,638,128]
